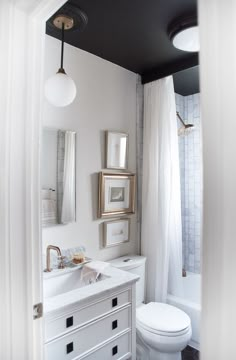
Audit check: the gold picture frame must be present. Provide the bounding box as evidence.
[98,172,136,218]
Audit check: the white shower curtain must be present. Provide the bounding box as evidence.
[141,76,183,303]
[61,131,76,224]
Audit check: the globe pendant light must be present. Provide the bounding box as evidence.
[45,15,77,107]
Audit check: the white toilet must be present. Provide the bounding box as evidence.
[109,255,192,360]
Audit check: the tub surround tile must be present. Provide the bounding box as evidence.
[176,93,202,274]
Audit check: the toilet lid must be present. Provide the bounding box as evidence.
[136,302,191,335]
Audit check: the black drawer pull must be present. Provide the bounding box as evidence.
[112,297,118,307]
[66,316,73,328]
[66,342,74,354]
[112,345,118,356]
[112,320,118,330]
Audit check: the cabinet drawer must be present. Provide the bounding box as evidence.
[45,306,131,360]
[45,289,130,342]
[80,332,131,360]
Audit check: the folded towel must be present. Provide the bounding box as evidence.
[81,261,109,283]
[81,267,98,284]
[83,261,109,273]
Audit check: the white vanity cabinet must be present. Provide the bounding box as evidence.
[44,286,136,360]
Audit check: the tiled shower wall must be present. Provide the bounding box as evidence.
[176,93,202,274]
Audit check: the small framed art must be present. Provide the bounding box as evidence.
[106,131,128,169]
[103,218,130,247]
[98,172,136,218]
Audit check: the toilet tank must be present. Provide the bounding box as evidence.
[109,255,146,306]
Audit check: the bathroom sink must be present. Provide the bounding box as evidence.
[43,267,108,299]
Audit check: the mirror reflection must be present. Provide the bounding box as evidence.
[41,128,76,226]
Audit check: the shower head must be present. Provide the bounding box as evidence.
[176,112,194,136]
[178,124,194,136]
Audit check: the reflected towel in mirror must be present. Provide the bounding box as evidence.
[42,199,57,226]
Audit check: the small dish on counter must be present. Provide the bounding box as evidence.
[67,257,91,268]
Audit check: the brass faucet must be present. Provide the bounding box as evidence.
[44,245,65,272]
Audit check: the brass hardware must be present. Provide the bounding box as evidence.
[33,303,43,320]
[57,68,66,74]
[176,112,194,129]
[58,255,66,269]
[53,15,74,30]
[44,245,65,272]
[176,111,194,136]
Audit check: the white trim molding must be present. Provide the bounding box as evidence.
[0,1,67,359]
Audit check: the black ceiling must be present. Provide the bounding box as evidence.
[46,0,199,95]
[173,66,199,96]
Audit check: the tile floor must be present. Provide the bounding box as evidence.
[182,346,200,360]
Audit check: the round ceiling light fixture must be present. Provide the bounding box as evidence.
[45,5,88,107]
[168,16,199,52]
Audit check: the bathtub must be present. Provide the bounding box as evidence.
[167,272,201,350]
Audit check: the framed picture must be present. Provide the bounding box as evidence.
[106,131,128,169]
[98,172,136,218]
[103,218,130,247]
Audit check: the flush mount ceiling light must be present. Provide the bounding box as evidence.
[168,16,199,52]
[45,5,88,107]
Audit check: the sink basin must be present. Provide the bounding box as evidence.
[43,267,108,299]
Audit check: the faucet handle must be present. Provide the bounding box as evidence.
[57,255,66,269]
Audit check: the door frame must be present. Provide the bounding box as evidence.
[3,0,235,359]
[0,1,66,359]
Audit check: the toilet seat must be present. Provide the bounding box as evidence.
[136,302,191,337]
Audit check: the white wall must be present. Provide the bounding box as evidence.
[42,35,138,260]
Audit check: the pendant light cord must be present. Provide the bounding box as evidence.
[60,22,65,70]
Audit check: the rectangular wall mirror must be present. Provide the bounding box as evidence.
[41,128,76,226]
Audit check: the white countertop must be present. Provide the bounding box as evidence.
[44,264,139,314]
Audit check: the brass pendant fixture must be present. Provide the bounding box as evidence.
[45,5,88,107]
